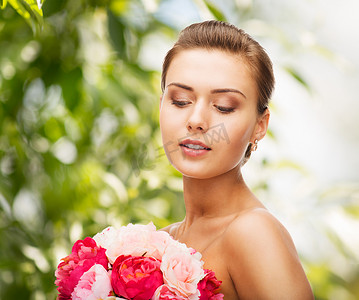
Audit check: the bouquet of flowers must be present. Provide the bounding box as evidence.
[55,223,224,300]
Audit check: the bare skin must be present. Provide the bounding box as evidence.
[160,49,314,299]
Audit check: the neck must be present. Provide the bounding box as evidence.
[182,166,254,225]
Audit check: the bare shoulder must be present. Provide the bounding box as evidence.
[224,208,295,251]
[223,208,314,300]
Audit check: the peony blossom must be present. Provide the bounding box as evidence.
[198,269,224,300]
[95,223,163,264]
[56,224,223,300]
[161,244,204,299]
[55,237,108,299]
[71,264,112,300]
[147,230,176,260]
[111,255,164,300]
[93,226,120,251]
[94,223,177,263]
[152,284,188,300]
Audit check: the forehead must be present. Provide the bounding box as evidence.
[165,49,257,98]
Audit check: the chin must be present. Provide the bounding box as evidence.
[172,161,241,180]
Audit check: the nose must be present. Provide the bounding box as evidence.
[186,101,209,133]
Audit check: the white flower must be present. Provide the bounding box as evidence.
[93,226,119,250]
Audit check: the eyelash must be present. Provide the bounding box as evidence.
[171,100,235,114]
[215,105,235,114]
[171,99,190,107]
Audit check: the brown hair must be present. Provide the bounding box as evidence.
[161,20,275,163]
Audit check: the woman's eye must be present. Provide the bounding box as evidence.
[215,105,235,113]
[171,99,190,107]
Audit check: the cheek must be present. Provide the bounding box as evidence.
[159,115,169,144]
[159,107,179,141]
[225,119,255,154]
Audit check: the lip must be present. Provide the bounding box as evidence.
[179,139,211,157]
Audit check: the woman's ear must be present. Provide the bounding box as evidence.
[253,108,270,142]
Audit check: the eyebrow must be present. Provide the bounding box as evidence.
[167,82,194,91]
[211,88,247,99]
[167,82,246,99]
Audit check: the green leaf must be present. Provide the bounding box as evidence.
[203,0,226,21]
[7,0,43,34]
[1,0,8,9]
[60,67,83,111]
[284,66,311,92]
[107,8,127,59]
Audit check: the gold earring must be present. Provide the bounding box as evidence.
[252,139,258,151]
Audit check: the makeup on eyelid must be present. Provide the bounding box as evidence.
[171,99,236,112]
[168,86,241,102]
[170,95,239,113]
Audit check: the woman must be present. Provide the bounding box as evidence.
[160,21,314,299]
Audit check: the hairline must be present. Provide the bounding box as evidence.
[162,46,259,102]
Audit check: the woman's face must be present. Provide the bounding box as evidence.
[160,48,268,179]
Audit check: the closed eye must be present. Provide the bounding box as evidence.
[171,99,191,107]
[215,105,235,113]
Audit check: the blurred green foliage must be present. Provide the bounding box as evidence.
[0,0,358,299]
[0,1,184,298]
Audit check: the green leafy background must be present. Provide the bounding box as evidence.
[0,0,358,299]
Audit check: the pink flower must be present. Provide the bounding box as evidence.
[161,244,204,299]
[198,269,224,300]
[94,223,176,263]
[71,264,112,300]
[147,230,176,260]
[111,255,164,300]
[55,237,108,299]
[152,285,188,300]
[95,223,158,264]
